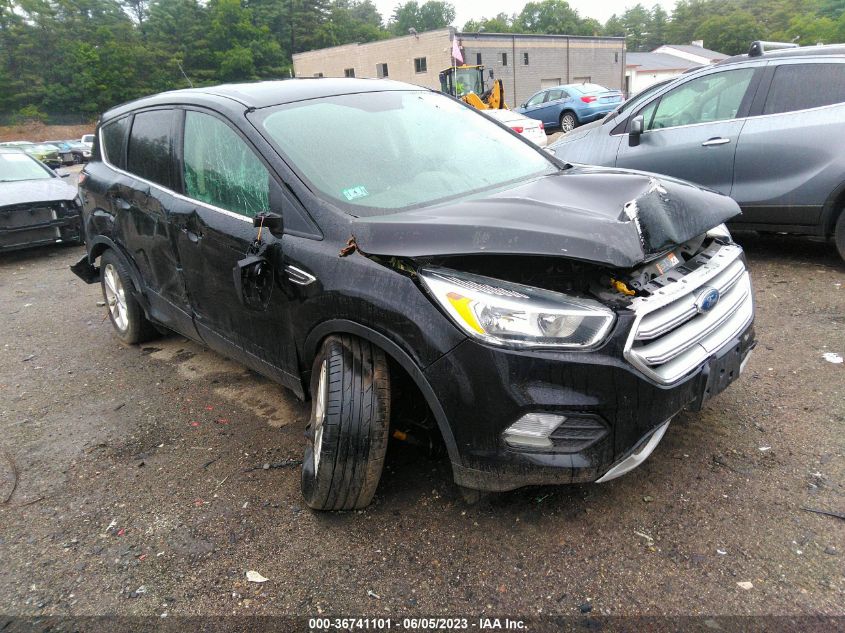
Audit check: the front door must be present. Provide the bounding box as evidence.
[168,108,297,383]
[615,68,758,195]
[520,90,547,120]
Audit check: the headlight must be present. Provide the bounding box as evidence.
[419,268,615,349]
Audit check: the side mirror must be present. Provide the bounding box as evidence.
[253,211,283,236]
[629,115,644,147]
[488,69,494,79]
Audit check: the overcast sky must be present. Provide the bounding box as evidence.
[373,0,677,28]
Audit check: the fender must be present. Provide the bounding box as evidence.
[304,319,462,469]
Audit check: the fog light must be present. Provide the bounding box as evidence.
[503,413,566,449]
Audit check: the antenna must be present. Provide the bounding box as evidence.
[177,61,194,88]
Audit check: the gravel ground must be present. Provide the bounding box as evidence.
[0,225,842,621]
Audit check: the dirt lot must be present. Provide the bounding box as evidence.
[0,122,95,144]
[0,230,842,622]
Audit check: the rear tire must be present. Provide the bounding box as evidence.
[560,111,578,133]
[100,250,157,345]
[835,211,845,262]
[301,335,391,511]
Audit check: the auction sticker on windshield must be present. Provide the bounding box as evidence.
[342,185,369,201]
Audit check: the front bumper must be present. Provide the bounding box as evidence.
[0,202,82,251]
[424,314,755,493]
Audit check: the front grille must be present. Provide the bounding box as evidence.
[0,226,60,248]
[624,241,753,384]
[0,204,58,229]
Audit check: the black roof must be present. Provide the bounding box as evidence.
[718,43,845,66]
[103,78,426,121]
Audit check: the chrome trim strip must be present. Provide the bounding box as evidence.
[285,265,316,286]
[596,420,671,483]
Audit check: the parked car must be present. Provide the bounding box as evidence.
[43,140,76,166]
[516,83,624,133]
[482,108,547,146]
[0,148,81,251]
[62,140,92,163]
[80,134,95,150]
[73,79,755,510]
[550,42,845,260]
[19,143,62,169]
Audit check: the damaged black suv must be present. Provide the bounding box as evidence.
[74,79,755,510]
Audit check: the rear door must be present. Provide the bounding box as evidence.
[538,88,569,126]
[169,108,298,382]
[615,67,759,195]
[731,59,845,230]
[111,108,198,337]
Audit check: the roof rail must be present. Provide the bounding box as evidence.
[748,40,799,57]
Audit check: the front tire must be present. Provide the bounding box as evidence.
[560,112,577,133]
[302,335,391,511]
[100,250,157,345]
[835,211,845,262]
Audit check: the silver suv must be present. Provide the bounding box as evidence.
[550,42,845,260]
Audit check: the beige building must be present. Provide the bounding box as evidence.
[293,28,626,107]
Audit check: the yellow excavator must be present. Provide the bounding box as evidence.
[439,65,508,110]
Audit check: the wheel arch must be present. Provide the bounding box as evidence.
[821,181,845,237]
[87,236,151,314]
[560,109,579,124]
[303,319,462,468]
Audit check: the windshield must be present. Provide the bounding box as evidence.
[0,152,54,181]
[255,90,557,216]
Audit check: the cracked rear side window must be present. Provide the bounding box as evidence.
[183,111,269,218]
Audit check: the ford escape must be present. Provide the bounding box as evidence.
[72,79,756,510]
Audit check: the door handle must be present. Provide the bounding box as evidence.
[702,137,731,147]
[181,226,202,243]
[109,194,131,211]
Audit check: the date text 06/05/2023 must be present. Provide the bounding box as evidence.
[308,617,527,630]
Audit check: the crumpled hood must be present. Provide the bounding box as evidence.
[0,178,78,208]
[351,165,741,269]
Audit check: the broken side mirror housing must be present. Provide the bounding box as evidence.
[234,253,274,310]
[629,115,644,147]
[253,211,283,236]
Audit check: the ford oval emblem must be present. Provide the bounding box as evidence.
[695,287,720,314]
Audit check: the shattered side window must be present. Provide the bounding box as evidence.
[183,111,270,218]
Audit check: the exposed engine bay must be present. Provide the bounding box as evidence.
[411,229,730,310]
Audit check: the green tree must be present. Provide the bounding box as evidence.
[389,1,454,35]
[515,0,584,34]
[463,12,514,32]
[694,10,763,54]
